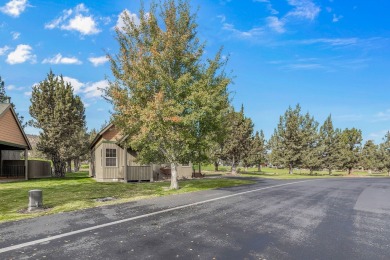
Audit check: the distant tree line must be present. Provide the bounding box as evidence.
[209,103,390,176]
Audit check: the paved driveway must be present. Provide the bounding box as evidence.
[1,177,390,259]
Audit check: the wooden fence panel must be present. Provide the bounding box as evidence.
[127,166,152,181]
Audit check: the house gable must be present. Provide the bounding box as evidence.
[0,105,31,149]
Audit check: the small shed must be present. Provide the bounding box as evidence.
[89,124,193,182]
[0,103,32,179]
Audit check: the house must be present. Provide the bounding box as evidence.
[89,124,193,182]
[0,103,32,179]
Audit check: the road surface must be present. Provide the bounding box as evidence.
[1,177,390,259]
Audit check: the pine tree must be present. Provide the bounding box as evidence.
[106,0,231,189]
[0,76,6,103]
[378,132,390,176]
[338,128,362,174]
[319,115,340,175]
[221,106,254,174]
[248,130,267,172]
[360,140,378,174]
[29,71,86,177]
[300,113,320,174]
[269,104,318,174]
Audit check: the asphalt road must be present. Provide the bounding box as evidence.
[1,177,390,259]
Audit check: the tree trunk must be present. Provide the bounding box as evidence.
[67,159,72,173]
[388,170,390,177]
[231,156,237,174]
[198,163,201,175]
[309,167,313,175]
[258,163,262,172]
[74,157,80,172]
[170,162,179,190]
[289,164,293,174]
[53,156,66,177]
[368,169,372,175]
[214,161,219,171]
[328,168,332,175]
[348,168,352,175]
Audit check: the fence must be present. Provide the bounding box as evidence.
[1,165,25,178]
[127,166,153,181]
[1,160,51,179]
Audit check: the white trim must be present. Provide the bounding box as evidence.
[104,148,118,168]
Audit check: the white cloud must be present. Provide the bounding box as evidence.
[332,14,343,23]
[45,4,100,35]
[24,91,31,96]
[374,109,390,122]
[11,31,20,40]
[222,23,263,39]
[61,77,108,99]
[266,16,285,33]
[0,46,10,55]
[62,76,84,93]
[0,0,29,17]
[116,9,140,31]
[88,56,109,66]
[6,44,36,64]
[42,53,82,65]
[84,80,109,98]
[284,63,324,70]
[296,38,358,46]
[286,0,320,20]
[6,84,24,91]
[62,14,100,35]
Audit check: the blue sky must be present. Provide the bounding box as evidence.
[1,0,389,143]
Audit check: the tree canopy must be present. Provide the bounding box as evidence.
[106,0,231,189]
[29,71,86,177]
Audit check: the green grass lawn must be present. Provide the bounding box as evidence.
[201,165,389,179]
[0,172,254,223]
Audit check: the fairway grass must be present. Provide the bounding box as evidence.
[202,165,390,180]
[0,172,254,223]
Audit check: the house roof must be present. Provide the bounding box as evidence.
[89,123,114,149]
[0,103,32,150]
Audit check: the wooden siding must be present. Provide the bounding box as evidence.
[100,143,124,180]
[0,108,28,148]
[102,126,121,141]
[127,166,152,181]
[1,150,21,160]
[177,165,193,179]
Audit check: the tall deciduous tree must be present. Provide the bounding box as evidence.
[338,128,362,175]
[30,71,86,177]
[360,140,378,174]
[319,115,340,175]
[269,104,317,174]
[221,106,254,174]
[106,0,230,189]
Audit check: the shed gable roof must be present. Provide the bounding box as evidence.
[0,104,32,150]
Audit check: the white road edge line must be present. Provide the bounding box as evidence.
[0,180,313,254]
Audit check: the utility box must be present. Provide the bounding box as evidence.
[28,190,43,211]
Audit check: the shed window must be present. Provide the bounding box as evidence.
[105,148,117,167]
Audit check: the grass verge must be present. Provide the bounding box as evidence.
[202,166,390,179]
[0,172,254,223]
